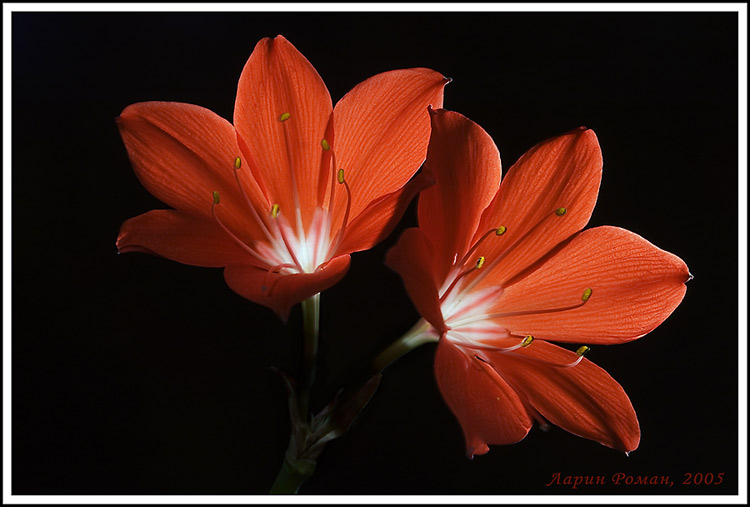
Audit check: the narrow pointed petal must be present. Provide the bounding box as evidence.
[435,339,532,457]
[475,128,602,287]
[234,35,332,226]
[117,101,267,242]
[223,255,350,320]
[496,226,690,344]
[335,170,434,255]
[330,68,448,222]
[385,228,446,332]
[418,109,502,282]
[490,340,640,452]
[117,210,254,268]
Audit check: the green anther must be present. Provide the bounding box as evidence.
[234,157,241,169]
[476,256,485,269]
[337,168,345,184]
[576,345,590,357]
[521,335,534,347]
[279,112,291,122]
[555,207,568,216]
[271,203,280,218]
[496,226,507,236]
[582,288,593,302]
[321,139,330,151]
[212,191,220,205]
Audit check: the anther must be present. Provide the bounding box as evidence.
[212,191,220,205]
[321,139,331,151]
[337,168,345,184]
[521,335,534,347]
[576,345,590,357]
[555,207,567,216]
[496,226,507,236]
[279,112,291,122]
[271,203,280,219]
[476,256,485,270]
[234,157,241,169]
[582,288,593,302]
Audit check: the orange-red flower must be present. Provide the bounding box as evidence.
[116,36,448,319]
[386,109,690,457]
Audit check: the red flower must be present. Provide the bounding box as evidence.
[117,36,448,319]
[386,109,690,457]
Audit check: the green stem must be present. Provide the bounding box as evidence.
[299,293,320,420]
[268,450,315,494]
[371,318,438,372]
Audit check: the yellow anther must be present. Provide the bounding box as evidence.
[496,226,507,236]
[234,157,241,169]
[521,335,534,347]
[575,345,590,357]
[476,256,485,269]
[582,288,593,302]
[279,112,291,122]
[212,191,220,205]
[321,139,331,151]
[271,203,280,218]
[555,207,568,216]
[337,168,345,184]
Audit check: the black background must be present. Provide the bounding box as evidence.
[11,10,740,496]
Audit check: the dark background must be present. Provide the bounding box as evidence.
[11,11,739,495]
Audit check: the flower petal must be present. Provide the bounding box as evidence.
[223,255,350,321]
[117,210,254,268]
[234,35,332,227]
[117,101,268,242]
[489,339,640,452]
[330,68,448,222]
[496,226,690,344]
[418,109,503,283]
[335,170,434,255]
[435,338,532,458]
[474,127,602,287]
[385,228,446,332]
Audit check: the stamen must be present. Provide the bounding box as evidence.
[448,287,593,329]
[521,335,534,347]
[476,256,485,269]
[496,226,507,236]
[210,192,270,267]
[582,288,593,302]
[451,332,530,353]
[440,258,487,303]
[451,227,506,277]
[555,207,567,216]
[232,157,275,244]
[328,168,353,258]
[321,139,330,151]
[279,111,303,234]
[269,204,305,272]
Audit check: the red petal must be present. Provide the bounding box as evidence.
[117,210,253,268]
[234,36,332,227]
[335,170,434,255]
[496,226,690,344]
[418,109,502,283]
[385,228,446,332]
[329,68,448,223]
[223,255,350,321]
[489,340,640,452]
[435,338,532,457]
[117,101,267,242]
[474,127,602,288]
